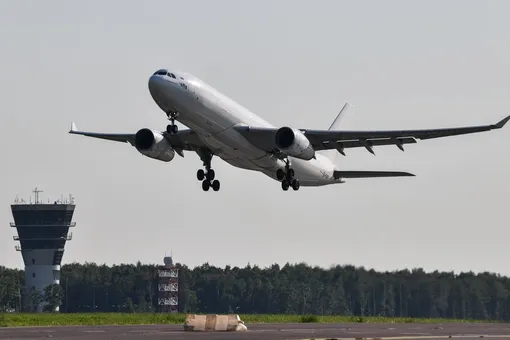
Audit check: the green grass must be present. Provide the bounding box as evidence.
[0,312,497,327]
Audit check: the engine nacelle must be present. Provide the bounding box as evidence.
[274,126,315,160]
[134,128,175,162]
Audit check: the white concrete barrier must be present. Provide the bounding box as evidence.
[183,314,248,332]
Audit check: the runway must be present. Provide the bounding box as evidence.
[2,322,510,340]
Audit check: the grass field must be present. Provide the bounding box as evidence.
[0,313,496,327]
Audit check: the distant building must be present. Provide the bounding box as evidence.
[10,187,76,312]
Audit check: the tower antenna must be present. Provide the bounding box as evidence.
[33,187,43,204]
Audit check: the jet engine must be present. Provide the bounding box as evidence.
[274,126,315,160]
[134,128,175,162]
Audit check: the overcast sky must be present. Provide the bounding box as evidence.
[2,0,510,275]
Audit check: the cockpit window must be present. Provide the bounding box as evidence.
[153,70,178,79]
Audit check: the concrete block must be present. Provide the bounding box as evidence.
[184,314,248,332]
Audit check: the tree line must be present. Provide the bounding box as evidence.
[1,262,510,320]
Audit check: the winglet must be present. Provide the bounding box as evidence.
[328,101,354,130]
[494,115,510,129]
[69,122,77,133]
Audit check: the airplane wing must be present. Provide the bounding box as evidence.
[233,115,510,155]
[68,122,206,155]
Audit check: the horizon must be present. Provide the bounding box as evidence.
[2,259,508,278]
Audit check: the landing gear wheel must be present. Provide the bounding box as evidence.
[281,180,290,191]
[287,168,295,180]
[276,169,285,181]
[212,180,220,191]
[207,169,215,181]
[197,169,205,181]
[291,179,300,191]
[166,124,178,134]
[202,180,210,191]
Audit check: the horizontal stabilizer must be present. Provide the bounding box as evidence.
[333,170,415,179]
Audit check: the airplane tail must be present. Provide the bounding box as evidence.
[317,103,416,180]
[318,102,354,168]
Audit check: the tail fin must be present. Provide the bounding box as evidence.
[319,102,354,167]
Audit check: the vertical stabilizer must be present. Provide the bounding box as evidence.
[319,102,354,168]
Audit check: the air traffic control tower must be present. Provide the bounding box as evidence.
[10,188,76,312]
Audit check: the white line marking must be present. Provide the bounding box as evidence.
[298,335,510,340]
[83,330,106,333]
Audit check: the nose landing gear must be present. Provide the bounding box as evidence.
[166,112,179,134]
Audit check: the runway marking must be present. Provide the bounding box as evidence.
[299,335,510,340]
[82,330,106,333]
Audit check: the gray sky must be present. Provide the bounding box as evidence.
[2,0,510,275]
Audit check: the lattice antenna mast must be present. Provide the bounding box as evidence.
[157,254,179,313]
[33,187,43,205]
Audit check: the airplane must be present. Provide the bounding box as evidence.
[69,68,510,192]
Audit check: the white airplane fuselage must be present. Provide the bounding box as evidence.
[148,70,340,186]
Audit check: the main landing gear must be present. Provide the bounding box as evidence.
[196,151,220,192]
[166,112,179,134]
[276,158,300,191]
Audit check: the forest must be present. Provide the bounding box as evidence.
[1,262,510,320]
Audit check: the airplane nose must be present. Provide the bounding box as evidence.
[148,74,172,108]
[148,75,157,86]
[148,75,163,93]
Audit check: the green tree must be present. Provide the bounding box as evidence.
[30,287,43,312]
[43,283,64,312]
[4,261,510,320]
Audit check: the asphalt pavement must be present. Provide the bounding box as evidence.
[2,322,510,340]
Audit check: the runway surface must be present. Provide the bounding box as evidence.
[2,322,510,340]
